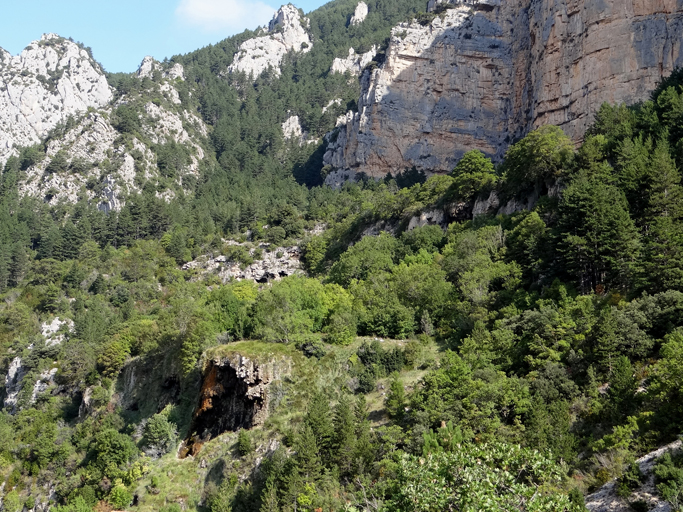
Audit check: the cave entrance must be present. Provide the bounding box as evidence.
[180,361,263,458]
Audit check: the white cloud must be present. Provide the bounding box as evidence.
[176,0,276,33]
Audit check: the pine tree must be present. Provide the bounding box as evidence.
[117,208,135,248]
[0,242,10,292]
[42,283,61,313]
[332,394,356,478]
[90,274,106,295]
[608,356,638,421]
[615,135,652,216]
[60,221,84,261]
[8,243,28,288]
[640,139,683,292]
[304,391,334,465]
[259,477,279,512]
[37,225,62,260]
[354,396,374,475]
[558,176,641,293]
[385,373,406,421]
[294,425,322,481]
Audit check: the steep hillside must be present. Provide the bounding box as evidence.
[4,1,683,512]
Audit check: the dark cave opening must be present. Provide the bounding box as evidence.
[180,361,265,458]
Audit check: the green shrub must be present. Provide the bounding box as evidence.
[97,340,130,378]
[113,104,140,134]
[450,150,498,200]
[45,150,69,174]
[616,461,645,498]
[144,413,178,453]
[160,505,182,512]
[266,226,286,246]
[2,490,22,512]
[655,451,683,509]
[108,483,132,509]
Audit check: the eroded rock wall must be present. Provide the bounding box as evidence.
[182,353,291,457]
[324,0,683,180]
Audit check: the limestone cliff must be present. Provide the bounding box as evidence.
[0,34,112,165]
[228,4,312,78]
[350,1,369,26]
[324,0,683,181]
[330,46,378,75]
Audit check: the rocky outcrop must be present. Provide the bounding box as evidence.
[3,317,71,412]
[137,56,185,81]
[3,356,24,412]
[18,94,206,211]
[350,2,369,25]
[0,34,113,165]
[183,243,302,284]
[1,35,206,211]
[41,317,73,346]
[30,368,58,404]
[586,440,681,512]
[330,46,378,75]
[228,5,312,78]
[181,352,292,457]
[282,114,305,141]
[324,0,683,181]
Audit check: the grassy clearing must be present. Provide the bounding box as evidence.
[205,340,299,362]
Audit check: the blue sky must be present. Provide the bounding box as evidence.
[0,0,328,73]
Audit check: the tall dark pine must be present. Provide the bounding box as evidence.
[333,394,357,478]
[304,391,334,465]
[294,425,322,482]
[558,176,641,293]
[8,243,28,287]
[0,242,10,292]
[116,208,135,248]
[641,139,683,292]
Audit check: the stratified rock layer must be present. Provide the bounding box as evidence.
[325,0,683,180]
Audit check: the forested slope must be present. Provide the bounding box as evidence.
[3,1,683,511]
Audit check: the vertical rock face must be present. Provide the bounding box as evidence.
[181,353,291,457]
[0,34,113,165]
[324,0,683,180]
[228,4,312,78]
